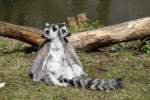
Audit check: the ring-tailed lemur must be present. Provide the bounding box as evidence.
[53,23,123,90]
[31,23,123,90]
[55,23,87,76]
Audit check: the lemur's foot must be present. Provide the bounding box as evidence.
[53,81,68,87]
[59,83,68,87]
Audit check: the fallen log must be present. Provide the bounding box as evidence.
[0,21,44,46]
[0,17,150,51]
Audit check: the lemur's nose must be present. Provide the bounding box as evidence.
[52,24,58,32]
[66,32,71,37]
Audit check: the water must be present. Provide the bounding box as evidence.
[0,0,150,28]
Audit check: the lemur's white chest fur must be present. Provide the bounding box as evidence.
[48,39,64,62]
[40,37,78,86]
[43,38,83,85]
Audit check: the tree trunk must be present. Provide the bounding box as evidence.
[0,17,150,51]
[70,17,150,50]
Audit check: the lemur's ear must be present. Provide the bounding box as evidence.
[66,32,71,37]
[62,22,66,25]
[45,22,50,27]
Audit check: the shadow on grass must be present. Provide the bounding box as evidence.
[0,46,38,55]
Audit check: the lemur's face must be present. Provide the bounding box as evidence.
[42,23,59,40]
[57,23,71,38]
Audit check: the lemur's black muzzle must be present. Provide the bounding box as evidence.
[66,32,71,37]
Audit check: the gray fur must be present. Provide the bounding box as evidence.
[57,23,83,67]
[31,23,83,87]
[31,23,67,86]
[55,23,123,90]
[31,23,85,81]
[61,77,122,91]
[64,42,83,68]
[31,42,49,82]
[56,23,85,75]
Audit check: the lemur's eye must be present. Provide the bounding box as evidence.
[62,29,66,34]
[45,30,49,34]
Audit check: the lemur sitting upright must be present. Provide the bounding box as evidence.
[54,23,86,76]
[53,23,123,90]
[31,23,123,90]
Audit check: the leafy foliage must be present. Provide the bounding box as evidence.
[68,19,103,33]
[139,39,150,54]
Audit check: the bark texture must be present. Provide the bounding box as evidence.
[0,21,44,46]
[69,17,150,50]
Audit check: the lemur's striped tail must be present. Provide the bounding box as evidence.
[60,77,123,91]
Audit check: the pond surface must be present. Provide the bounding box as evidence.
[0,0,150,28]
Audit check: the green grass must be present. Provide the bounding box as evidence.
[68,19,103,33]
[0,37,150,100]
